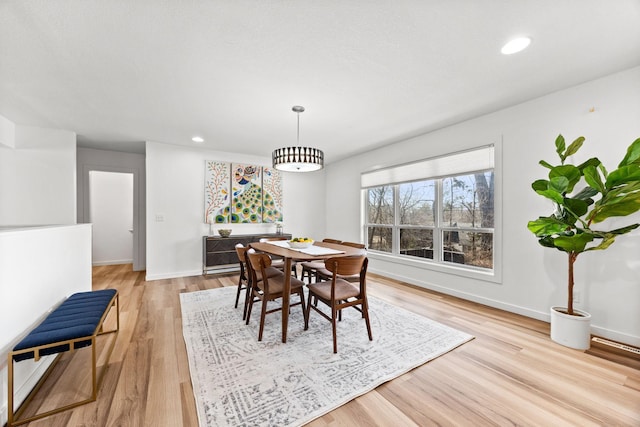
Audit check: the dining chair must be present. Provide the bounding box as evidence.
[259,237,299,277]
[304,255,372,353]
[315,241,366,283]
[246,252,308,341]
[236,246,282,320]
[300,238,343,283]
[234,244,250,316]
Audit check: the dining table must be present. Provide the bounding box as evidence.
[248,240,366,343]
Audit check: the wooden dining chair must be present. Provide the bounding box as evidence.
[236,246,282,320]
[234,244,250,318]
[304,255,372,353]
[246,252,308,341]
[300,238,343,283]
[315,241,367,283]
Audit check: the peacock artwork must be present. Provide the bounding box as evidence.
[204,161,231,223]
[204,161,283,224]
[262,167,283,223]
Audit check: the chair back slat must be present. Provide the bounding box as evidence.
[235,243,249,263]
[322,238,342,244]
[324,256,366,276]
[341,241,366,249]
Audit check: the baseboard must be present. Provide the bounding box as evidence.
[92,259,133,266]
[145,269,203,281]
[369,267,640,347]
[590,325,640,347]
[369,267,549,321]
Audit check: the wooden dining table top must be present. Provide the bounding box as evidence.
[248,240,365,260]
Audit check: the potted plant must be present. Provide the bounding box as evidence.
[527,134,640,349]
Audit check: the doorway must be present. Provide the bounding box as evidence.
[89,171,134,266]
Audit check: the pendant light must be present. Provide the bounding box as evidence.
[272,105,324,172]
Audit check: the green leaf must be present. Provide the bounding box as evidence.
[555,134,566,162]
[589,192,640,223]
[563,197,589,218]
[527,217,571,237]
[539,160,554,169]
[599,163,609,180]
[532,178,564,204]
[603,181,640,202]
[573,186,598,201]
[531,179,549,192]
[549,176,569,194]
[585,234,617,251]
[553,233,594,253]
[583,165,605,193]
[549,165,581,193]
[604,164,640,189]
[607,223,640,235]
[564,136,585,158]
[619,137,640,167]
[538,236,568,252]
[577,157,601,171]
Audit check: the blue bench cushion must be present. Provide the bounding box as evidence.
[12,289,117,362]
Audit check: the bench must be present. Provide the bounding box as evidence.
[7,288,119,426]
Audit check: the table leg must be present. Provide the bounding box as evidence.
[282,257,292,343]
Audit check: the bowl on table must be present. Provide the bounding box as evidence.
[288,238,314,249]
[218,229,232,238]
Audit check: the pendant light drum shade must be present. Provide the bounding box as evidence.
[272,105,324,172]
[272,146,324,172]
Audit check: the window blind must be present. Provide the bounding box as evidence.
[361,145,494,188]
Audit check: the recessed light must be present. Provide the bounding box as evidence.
[501,37,532,55]
[192,136,204,143]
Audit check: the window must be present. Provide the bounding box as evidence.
[362,146,495,272]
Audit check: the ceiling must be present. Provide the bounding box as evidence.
[1,1,640,164]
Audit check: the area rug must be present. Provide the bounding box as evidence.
[180,286,473,427]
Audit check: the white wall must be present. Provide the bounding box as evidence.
[90,171,134,265]
[145,141,325,280]
[77,147,146,271]
[0,116,77,226]
[326,66,640,345]
[0,224,92,425]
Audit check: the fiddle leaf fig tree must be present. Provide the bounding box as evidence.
[527,135,640,315]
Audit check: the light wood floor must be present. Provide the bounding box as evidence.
[13,263,640,426]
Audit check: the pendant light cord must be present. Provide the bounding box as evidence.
[296,112,300,146]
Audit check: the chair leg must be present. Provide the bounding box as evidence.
[362,297,373,341]
[258,298,268,341]
[304,291,312,330]
[242,283,251,320]
[331,304,338,353]
[298,289,307,325]
[234,278,243,309]
[246,289,255,325]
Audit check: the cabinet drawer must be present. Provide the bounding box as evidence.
[206,239,241,252]
[206,251,238,266]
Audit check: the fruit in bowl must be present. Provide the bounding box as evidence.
[288,237,314,249]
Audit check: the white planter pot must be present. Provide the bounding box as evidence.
[550,306,592,350]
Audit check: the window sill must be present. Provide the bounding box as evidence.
[367,250,502,284]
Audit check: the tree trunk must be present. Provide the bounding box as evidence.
[567,252,578,315]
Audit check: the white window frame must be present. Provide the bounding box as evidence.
[361,144,502,284]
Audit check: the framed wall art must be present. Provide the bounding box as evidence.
[204,161,283,224]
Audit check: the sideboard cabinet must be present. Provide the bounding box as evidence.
[202,233,292,274]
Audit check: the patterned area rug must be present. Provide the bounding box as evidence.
[180,286,473,427]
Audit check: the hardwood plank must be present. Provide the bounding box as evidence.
[12,264,640,426]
